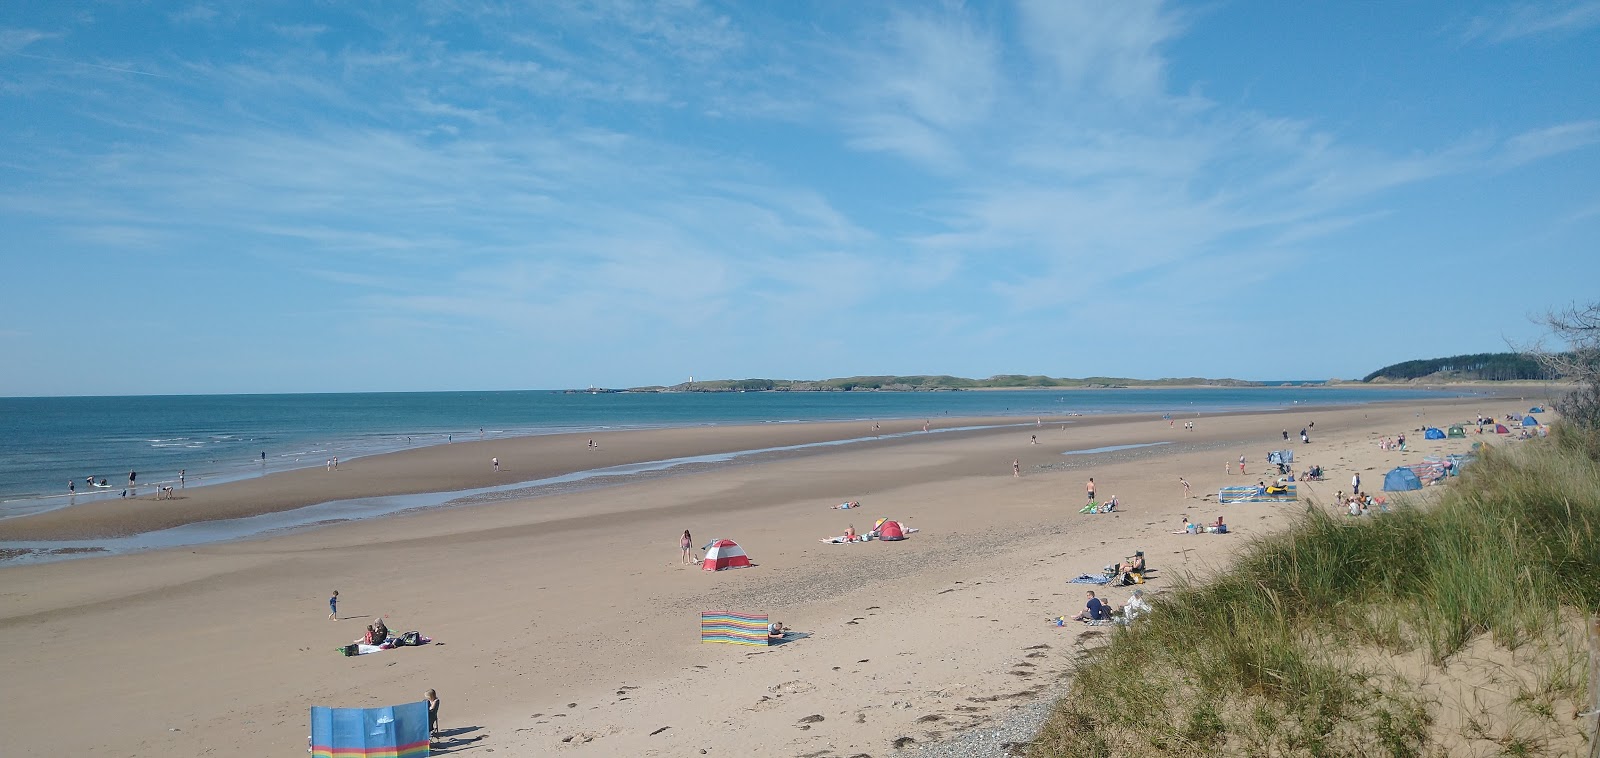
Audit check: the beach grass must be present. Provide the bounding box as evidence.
[1029,436,1600,756]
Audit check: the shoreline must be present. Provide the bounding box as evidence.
[0,386,1497,510]
[0,391,1497,547]
[0,388,1484,546]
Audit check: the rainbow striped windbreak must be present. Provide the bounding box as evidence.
[701,610,770,646]
[311,702,430,757]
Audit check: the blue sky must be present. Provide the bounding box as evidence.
[2,1,1598,395]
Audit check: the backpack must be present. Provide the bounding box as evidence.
[400,631,422,647]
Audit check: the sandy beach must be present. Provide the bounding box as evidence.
[0,396,1516,756]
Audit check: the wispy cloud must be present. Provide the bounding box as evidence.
[0,1,1595,393]
[0,27,55,54]
[1462,0,1600,42]
[1496,120,1600,167]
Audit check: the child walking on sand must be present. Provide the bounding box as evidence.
[328,590,338,621]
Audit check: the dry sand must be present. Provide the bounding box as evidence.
[0,396,1516,756]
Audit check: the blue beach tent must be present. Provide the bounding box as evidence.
[1529,406,1544,413]
[1383,467,1423,492]
[311,702,430,758]
[1523,415,1540,427]
[1423,427,1446,440]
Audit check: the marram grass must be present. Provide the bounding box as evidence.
[1029,438,1600,757]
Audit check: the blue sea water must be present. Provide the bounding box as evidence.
[0,387,1463,515]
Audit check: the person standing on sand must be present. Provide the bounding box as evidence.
[1352,472,1361,495]
[426,689,441,738]
[681,530,695,564]
[1239,455,1246,475]
[179,469,185,489]
[923,420,929,432]
[1180,477,1191,497]
[1013,459,1021,477]
[328,590,339,620]
[1086,478,1096,502]
[492,457,500,472]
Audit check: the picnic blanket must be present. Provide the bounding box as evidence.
[1068,573,1110,585]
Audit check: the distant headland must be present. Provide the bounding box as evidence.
[567,375,1305,393]
[563,352,1568,393]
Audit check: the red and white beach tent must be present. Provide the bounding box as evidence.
[702,539,752,571]
[877,520,906,541]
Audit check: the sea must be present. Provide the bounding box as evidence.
[0,386,1469,517]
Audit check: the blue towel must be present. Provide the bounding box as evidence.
[1069,574,1110,585]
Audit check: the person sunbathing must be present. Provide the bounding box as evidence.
[842,525,857,542]
[371,618,389,642]
[768,621,788,639]
[1210,516,1227,533]
[831,501,860,510]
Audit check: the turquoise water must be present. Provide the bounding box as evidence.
[0,387,1462,513]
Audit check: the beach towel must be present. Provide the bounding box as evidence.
[820,528,919,544]
[346,635,431,655]
[1068,574,1110,585]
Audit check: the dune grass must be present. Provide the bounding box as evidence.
[1029,438,1600,757]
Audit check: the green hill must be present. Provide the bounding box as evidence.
[1362,352,1555,382]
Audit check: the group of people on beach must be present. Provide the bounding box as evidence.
[1064,588,1149,625]
[1176,515,1226,535]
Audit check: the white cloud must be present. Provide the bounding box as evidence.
[1497,120,1600,167]
[0,27,54,54]
[1014,0,1182,102]
[1462,0,1600,42]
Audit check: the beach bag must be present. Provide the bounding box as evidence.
[401,631,422,647]
[340,643,358,657]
